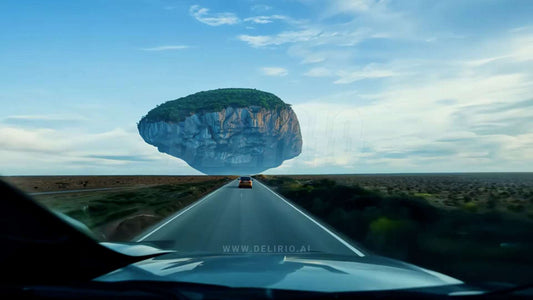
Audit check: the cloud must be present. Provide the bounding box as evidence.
[282,39,533,171]
[238,35,270,47]
[435,99,458,106]
[0,125,196,175]
[2,114,89,128]
[4,114,86,121]
[236,0,415,67]
[463,29,533,67]
[237,22,383,49]
[287,46,353,64]
[244,16,272,24]
[326,0,394,17]
[508,34,533,62]
[285,94,533,173]
[331,0,377,13]
[0,127,65,154]
[84,155,156,162]
[244,15,288,24]
[304,67,333,77]
[334,65,398,84]
[238,29,321,47]
[451,99,533,136]
[381,148,457,159]
[260,67,288,76]
[463,41,532,67]
[325,0,413,39]
[141,45,189,51]
[189,5,239,26]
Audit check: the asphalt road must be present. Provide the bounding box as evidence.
[137,180,365,257]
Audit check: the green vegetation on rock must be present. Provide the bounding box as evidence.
[141,88,291,123]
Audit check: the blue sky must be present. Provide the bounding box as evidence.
[1,0,532,175]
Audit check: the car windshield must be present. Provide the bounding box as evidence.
[1,0,532,294]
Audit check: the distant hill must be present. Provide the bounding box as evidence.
[142,88,291,123]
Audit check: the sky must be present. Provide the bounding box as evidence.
[0,0,532,175]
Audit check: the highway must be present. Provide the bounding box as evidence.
[137,179,365,257]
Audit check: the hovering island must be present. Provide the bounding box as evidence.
[138,88,303,175]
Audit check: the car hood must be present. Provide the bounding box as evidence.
[96,252,464,293]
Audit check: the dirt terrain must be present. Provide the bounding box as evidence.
[255,173,533,285]
[1,175,235,241]
[262,173,533,217]
[3,175,233,193]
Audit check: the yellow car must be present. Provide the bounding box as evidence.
[238,176,253,188]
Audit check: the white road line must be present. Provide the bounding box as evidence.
[255,180,366,257]
[136,180,236,242]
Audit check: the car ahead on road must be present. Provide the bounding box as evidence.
[2,180,531,299]
[238,176,253,188]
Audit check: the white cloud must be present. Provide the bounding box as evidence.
[332,0,376,13]
[2,114,89,130]
[260,67,288,76]
[334,65,398,84]
[280,39,533,172]
[285,93,532,173]
[464,55,511,67]
[141,45,189,51]
[324,0,413,39]
[189,5,239,26]
[4,114,88,122]
[380,73,531,107]
[244,15,288,24]
[238,22,383,50]
[236,0,414,63]
[0,127,65,154]
[237,35,272,47]
[238,29,321,47]
[464,34,533,66]
[304,67,333,77]
[0,125,198,175]
[245,16,272,24]
[289,45,357,65]
[510,34,533,62]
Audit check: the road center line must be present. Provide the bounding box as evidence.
[255,180,365,257]
[136,180,235,242]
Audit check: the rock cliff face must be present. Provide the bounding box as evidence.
[138,91,302,174]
